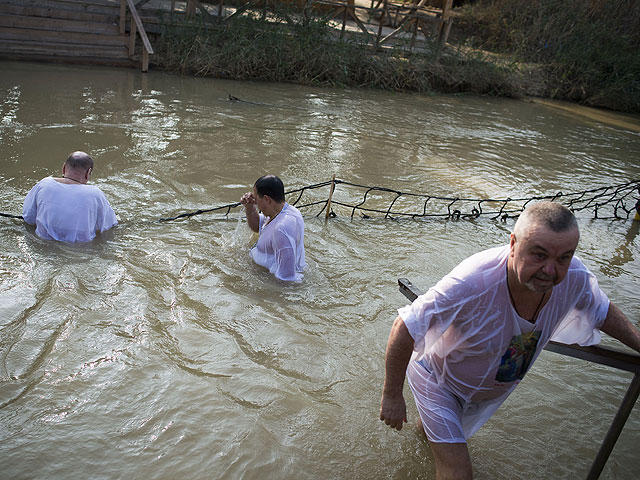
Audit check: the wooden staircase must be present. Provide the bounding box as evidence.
[0,0,154,71]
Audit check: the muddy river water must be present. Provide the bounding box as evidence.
[1,60,639,479]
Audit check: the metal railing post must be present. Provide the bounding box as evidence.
[586,373,640,479]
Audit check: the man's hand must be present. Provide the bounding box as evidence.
[241,192,260,233]
[240,192,256,207]
[380,393,407,430]
[380,315,413,431]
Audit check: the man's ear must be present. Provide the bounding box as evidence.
[509,233,516,252]
[62,163,67,175]
[85,167,93,180]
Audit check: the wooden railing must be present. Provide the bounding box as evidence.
[398,277,640,480]
[169,0,455,49]
[120,0,154,72]
[361,0,454,48]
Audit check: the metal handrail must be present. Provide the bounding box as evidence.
[397,277,640,479]
[120,0,154,72]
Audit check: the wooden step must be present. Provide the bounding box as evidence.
[0,0,159,20]
[0,0,120,12]
[0,0,155,71]
[0,0,160,31]
[0,1,120,19]
[0,14,120,35]
[33,0,122,6]
[0,25,129,46]
[1,0,122,14]
[0,38,129,58]
[0,4,120,24]
[0,50,139,68]
[13,0,122,5]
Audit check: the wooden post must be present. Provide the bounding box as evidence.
[409,7,419,51]
[437,0,453,47]
[303,0,313,25]
[376,0,387,48]
[186,0,196,17]
[120,0,126,34]
[129,18,137,57]
[443,16,453,44]
[325,175,336,220]
[347,0,355,18]
[142,48,149,72]
[341,3,348,39]
[218,0,224,16]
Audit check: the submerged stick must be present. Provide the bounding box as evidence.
[325,174,336,220]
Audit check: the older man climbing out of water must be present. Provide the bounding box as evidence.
[380,201,640,480]
[23,151,117,243]
[240,175,306,282]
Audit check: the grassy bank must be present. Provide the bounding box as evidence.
[456,0,640,112]
[153,0,639,112]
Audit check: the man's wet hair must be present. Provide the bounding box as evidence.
[254,175,285,203]
[65,151,94,171]
[514,201,578,237]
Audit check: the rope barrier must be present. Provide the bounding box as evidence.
[3,179,639,223]
[158,178,640,222]
[156,180,335,222]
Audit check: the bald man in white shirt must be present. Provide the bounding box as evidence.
[23,151,117,243]
[380,202,640,480]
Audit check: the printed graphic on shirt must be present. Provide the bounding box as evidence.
[495,331,541,382]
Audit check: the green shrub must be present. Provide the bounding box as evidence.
[456,0,640,111]
[155,7,520,97]
[155,1,640,111]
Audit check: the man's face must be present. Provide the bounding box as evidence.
[509,223,580,293]
[253,187,268,215]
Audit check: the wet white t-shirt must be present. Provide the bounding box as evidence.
[250,203,305,282]
[23,177,118,243]
[400,245,609,441]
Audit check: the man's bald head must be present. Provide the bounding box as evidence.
[513,202,579,240]
[65,151,94,171]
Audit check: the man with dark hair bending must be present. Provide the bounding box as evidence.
[380,201,640,479]
[240,175,306,282]
[23,151,117,243]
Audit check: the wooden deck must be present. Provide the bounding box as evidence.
[0,0,454,71]
[0,0,155,70]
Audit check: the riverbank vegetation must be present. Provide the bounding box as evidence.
[154,0,640,112]
[456,0,640,112]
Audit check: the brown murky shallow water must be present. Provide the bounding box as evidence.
[1,60,639,479]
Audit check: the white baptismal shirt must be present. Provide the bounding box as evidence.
[250,203,305,282]
[399,245,609,442]
[23,177,118,243]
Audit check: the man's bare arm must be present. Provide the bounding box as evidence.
[240,192,260,233]
[380,315,415,430]
[600,302,640,353]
